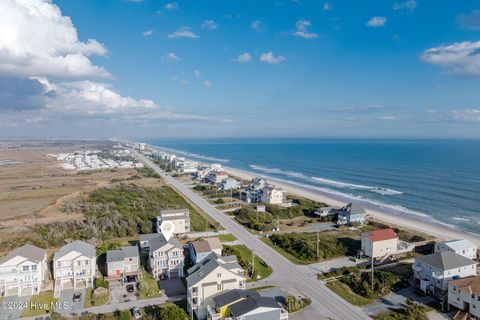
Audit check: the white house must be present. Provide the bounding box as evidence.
[361,229,415,261]
[0,244,48,297]
[156,209,191,235]
[189,238,223,265]
[260,185,285,205]
[413,251,477,294]
[314,207,335,217]
[435,240,477,260]
[106,246,140,280]
[241,178,267,203]
[219,177,240,191]
[149,234,185,279]
[187,252,246,320]
[336,203,366,226]
[53,240,96,295]
[206,171,228,184]
[448,276,480,319]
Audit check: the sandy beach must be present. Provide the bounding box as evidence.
[224,166,480,247]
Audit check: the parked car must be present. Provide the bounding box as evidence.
[126,284,135,293]
[131,307,142,319]
[73,292,82,302]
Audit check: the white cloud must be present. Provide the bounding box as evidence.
[365,16,387,28]
[457,10,480,31]
[294,20,319,39]
[165,2,178,11]
[168,27,199,39]
[202,20,217,30]
[143,29,153,37]
[393,0,417,12]
[194,70,201,79]
[377,116,398,121]
[202,80,212,87]
[260,52,286,64]
[251,20,265,32]
[421,41,480,76]
[235,53,252,63]
[323,2,333,11]
[0,0,109,79]
[451,109,480,122]
[166,52,180,61]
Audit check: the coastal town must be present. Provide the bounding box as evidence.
[0,140,478,320]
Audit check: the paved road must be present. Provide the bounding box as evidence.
[135,151,372,320]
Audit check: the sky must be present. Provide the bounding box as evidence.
[1,0,480,139]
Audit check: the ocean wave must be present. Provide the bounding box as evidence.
[311,176,403,196]
[248,164,403,196]
[452,217,470,222]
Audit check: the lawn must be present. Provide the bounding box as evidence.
[84,287,110,308]
[138,270,162,299]
[260,237,307,265]
[22,291,57,317]
[326,281,373,306]
[217,233,237,242]
[223,244,272,282]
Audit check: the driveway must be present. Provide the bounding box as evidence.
[363,287,435,316]
[109,280,137,304]
[160,278,186,300]
[306,256,367,275]
[0,296,30,320]
[258,286,317,320]
[56,288,86,315]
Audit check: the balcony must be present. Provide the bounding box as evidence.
[207,305,221,320]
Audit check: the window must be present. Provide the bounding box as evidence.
[217,284,222,291]
[31,265,37,271]
[22,266,29,272]
[217,273,221,278]
[85,260,89,265]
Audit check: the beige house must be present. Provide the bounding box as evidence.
[106,246,140,279]
[0,244,48,297]
[361,229,414,261]
[187,252,246,320]
[261,185,285,204]
[149,234,185,278]
[189,237,223,264]
[156,209,191,235]
[53,240,96,296]
[448,276,480,319]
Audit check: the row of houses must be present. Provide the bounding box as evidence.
[240,177,286,205]
[315,202,367,226]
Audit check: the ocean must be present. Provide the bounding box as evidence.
[146,139,480,234]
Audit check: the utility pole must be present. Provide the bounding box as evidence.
[316,230,320,260]
[251,252,255,277]
[371,257,374,291]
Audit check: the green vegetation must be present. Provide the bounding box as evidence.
[136,167,161,179]
[217,233,237,242]
[117,310,132,320]
[261,237,307,264]
[342,269,401,299]
[84,287,110,307]
[268,232,358,263]
[22,291,57,317]
[374,298,430,320]
[137,270,162,299]
[222,245,272,282]
[326,281,374,306]
[144,303,189,320]
[283,295,312,313]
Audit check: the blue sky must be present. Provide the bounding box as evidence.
[1,0,480,138]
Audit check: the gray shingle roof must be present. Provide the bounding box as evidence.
[229,296,281,317]
[213,289,260,308]
[186,252,242,286]
[416,251,476,270]
[53,240,96,261]
[161,209,189,215]
[139,233,159,243]
[107,246,139,262]
[149,233,183,253]
[0,244,46,264]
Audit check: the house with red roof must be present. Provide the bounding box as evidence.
[361,229,414,261]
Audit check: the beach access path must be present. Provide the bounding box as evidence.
[133,150,372,320]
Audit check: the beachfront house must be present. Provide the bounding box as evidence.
[156,208,191,235]
[195,165,213,180]
[177,161,198,174]
[240,178,268,203]
[149,234,185,278]
[413,251,477,295]
[206,171,228,185]
[261,185,285,205]
[336,203,366,226]
[106,246,141,280]
[139,233,161,251]
[53,240,96,294]
[219,177,240,191]
[361,229,415,262]
[314,206,336,217]
[448,276,480,319]
[189,238,223,265]
[0,244,48,297]
[435,239,477,260]
[207,289,288,320]
[187,252,246,320]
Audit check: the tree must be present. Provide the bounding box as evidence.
[117,310,132,320]
[158,304,189,320]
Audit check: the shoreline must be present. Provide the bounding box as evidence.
[146,143,480,247]
[223,166,480,247]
